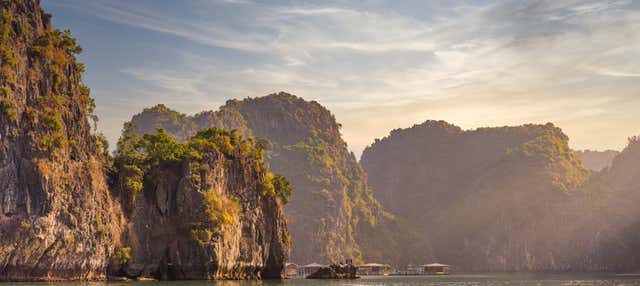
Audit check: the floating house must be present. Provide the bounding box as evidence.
[285,263,299,277]
[421,263,450,275]
[357,263,392,275]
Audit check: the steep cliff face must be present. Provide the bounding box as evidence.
[568,137,640,272]
[110,127,290,280]
[0,0,123,281]
[127,93,388,264]
[361,121,591,270]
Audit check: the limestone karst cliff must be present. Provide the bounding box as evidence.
[126,93,402,264]
[110,127,290,280]
[0,0,290,281]
[0,0,123,280]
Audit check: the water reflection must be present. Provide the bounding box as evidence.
[5,274,640,286]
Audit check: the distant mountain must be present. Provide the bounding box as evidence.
[126,92,414,264]
[574,149,619,171]
[573,137,640,271]
[361,121,595,271]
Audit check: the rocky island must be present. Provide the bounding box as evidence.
[306,263,359,279]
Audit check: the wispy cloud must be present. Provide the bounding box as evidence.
[44,0,640,155]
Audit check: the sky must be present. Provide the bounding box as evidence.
[42,0,640,157]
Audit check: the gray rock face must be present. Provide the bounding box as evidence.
[0,0,123,281]
[112,152,290,280]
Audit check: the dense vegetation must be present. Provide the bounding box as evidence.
[114,125,292,213]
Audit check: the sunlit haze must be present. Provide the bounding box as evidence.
[43,0,640,156]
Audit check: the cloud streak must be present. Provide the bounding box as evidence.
[44,0,640,156]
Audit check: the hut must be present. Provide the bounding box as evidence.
[285,263,299,277]
[357,263,392,275]
[421,263,450,275]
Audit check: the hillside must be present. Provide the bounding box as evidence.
[126,93,411,264]
[361,121,593,270]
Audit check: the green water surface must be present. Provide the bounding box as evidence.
[3,274,640,286]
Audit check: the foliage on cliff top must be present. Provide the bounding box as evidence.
[0,0,105,164]
[114,125,292,211]
[260,172,293,204]
[506,129,590,193]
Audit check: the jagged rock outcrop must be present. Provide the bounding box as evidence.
[127,93,393,264]
[306,263,358,279]
[0,0,123,281]
[109,128,290,280]
[361,121,592,270]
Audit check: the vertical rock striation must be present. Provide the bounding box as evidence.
[0,0,123,281]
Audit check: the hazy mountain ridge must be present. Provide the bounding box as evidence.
[574,149,619,171]
[361,121,595,270]
[578,137,640,270]
[361,120,640,271]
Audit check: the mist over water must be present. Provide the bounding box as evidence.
[6,275,640,286]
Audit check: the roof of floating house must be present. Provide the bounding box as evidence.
[423,263,450,267]
[301,263,327,268]
[360,263,392,267]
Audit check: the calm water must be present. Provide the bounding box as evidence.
[4,274,640,286]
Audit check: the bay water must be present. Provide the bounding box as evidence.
[4,274,640,286]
